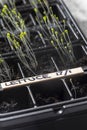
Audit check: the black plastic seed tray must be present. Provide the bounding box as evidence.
[0,0,87,130]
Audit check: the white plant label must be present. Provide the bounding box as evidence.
[0,67,84,90]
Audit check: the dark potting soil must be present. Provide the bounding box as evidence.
[0,87,33,113]
[61,53,87,70]
[30,80,71,106]
[34,93,62,106]
[0,44,11,54]
[15,0,30,6]
[0,99,19,113]
[66,74,87,99]
[0,39,11,54]
[74,56,87,67]
[72,84,87,98]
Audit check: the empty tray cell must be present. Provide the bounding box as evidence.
[73,45,87,67]
[15,0,29,6]
[15,0,23,6]
[0,38,11,54]
[66,74,87,99]
[30,79,71,106]
[0,87,33,113]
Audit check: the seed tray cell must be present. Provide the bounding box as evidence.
[30,79,71,106]
[0,87,33,113]
[1,58,23,82]
[65,74,87,99]
[73,45,87,61]
[51,45,87,70]
[0,38,11,54]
